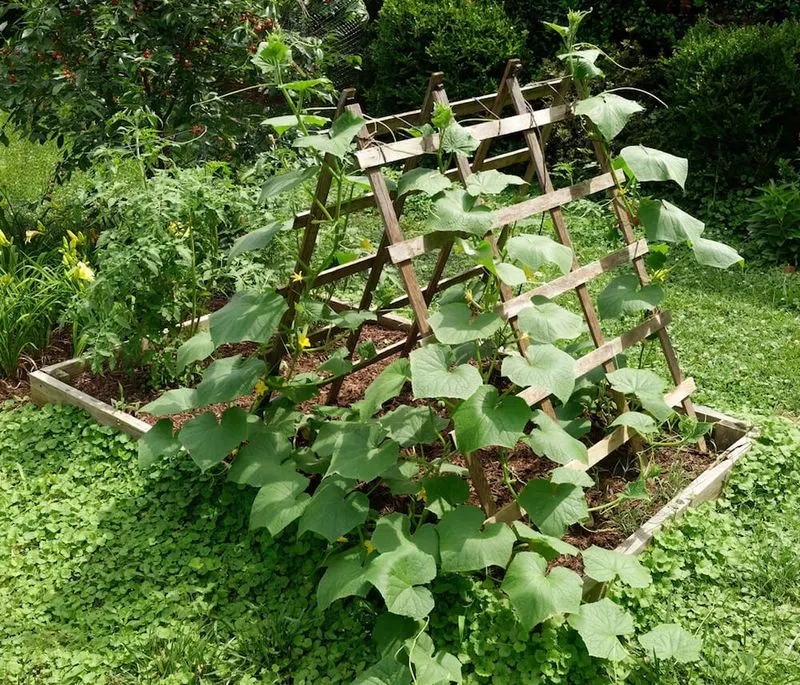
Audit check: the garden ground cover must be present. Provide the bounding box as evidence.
[1,239,799,682]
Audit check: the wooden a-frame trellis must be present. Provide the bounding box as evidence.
[272,59,705,521]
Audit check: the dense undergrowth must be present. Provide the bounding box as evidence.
[1,402,799,684]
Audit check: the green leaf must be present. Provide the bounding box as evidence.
[318,348,354,377]
[452,385,531,454]
[620,146,688,189]
[507,234,573,276]
[195,355,266,406]
[262,114,328,135]
[638,199,703,244]
[582,545,652,588]
[294,111,365,160]
[511,521,580,560]
[502,551,583,631]
[606,368,673,422]
[567,599,635,662]
[379,406,448,447]
[426,189,494,237]
[440,121,479,157]
[465,170,526,196]
[141,388,198,416]
[317,549,371,611]
[421,474,470,517]
[429,303,503,345]
[259,166,318,203]
[327,435,400,483]
[333,309,378,331]
[517,297,585,344]
[397,168,452,198]
[528,410,588,465]
[495,262,528,287]
[519,479,588,537]
[437,506,516,572]
[638,623,702,663]
[298,479,369,543]
[691,237,743,269]
[501,345,576,404]
[364,546,437,619]
[372,514,439,560]
[176,330,214,373]
[597,274,664,320]
[405,632,463,685]
[209,290,287,346]
[558,49,604,80]
[550,466,594,488]
[227,430,292,486]
[573,93,644,141]
[228,220,288,260]
[355,358,411,419]
[351,655,412,685]
[249,472,311,536]
[610,411,659,435]
[138,419,179,467]
[410,344,482,400]
[280,77,330,93]
[178,407,249,471]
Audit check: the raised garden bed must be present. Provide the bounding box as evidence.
[29,318,754,566]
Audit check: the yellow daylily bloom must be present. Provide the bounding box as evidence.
[291,271,304,283]
[25,230,42,243]
[0,230,11,248]
[363,540,377,555]
[75,261,95,282]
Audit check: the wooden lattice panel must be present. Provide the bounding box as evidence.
[272,59,704,518]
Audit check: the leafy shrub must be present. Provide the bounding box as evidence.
[365,0,527,113]
[0,245,76,376]
[0,1,326,169]
[657,20,800,195]
[70,160,257,374]
[746,180,800,266]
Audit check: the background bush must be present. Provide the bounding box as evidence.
[364,0,527,113]
[654,20,800,199]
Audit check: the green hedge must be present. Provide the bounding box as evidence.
[364,0,527,113]
[657,20,800,195]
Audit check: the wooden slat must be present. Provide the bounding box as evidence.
[365,76,570,135]
[486,377,697,525]
[387,172,629,265]
[516,311,672,406]
[385,266,485,310]
[314,253,379,286]
[355,106,569,169]
[500,239,650,319]
[492,170,624,228]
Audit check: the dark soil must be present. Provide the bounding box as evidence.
[0,326,75,402]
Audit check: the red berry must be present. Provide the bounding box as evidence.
[265,19,273,29]
[191,125,204,135]
[8,74,16,84]
[144,49,151,58]
[182,59,190,69]
[71,8,80,15]
[248,44,257,53]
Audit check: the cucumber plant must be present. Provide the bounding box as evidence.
[137,18,739,683]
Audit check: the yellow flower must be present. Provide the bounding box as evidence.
[363,540,377,555]
[336,536,348,543]
[519,332,530,344]
[416,487,427,502]
[167,222,179,234]
[464,289,473,303]
[75,261,95,282]
[0,230,11,248]
[359,238,373,251]
[297,333,311,350]
[291,271,304,283]
[25,230,42,243]
[254,379,268,397]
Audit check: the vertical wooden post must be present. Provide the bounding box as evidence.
[326,75,444,403]
[266,89,355,376]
